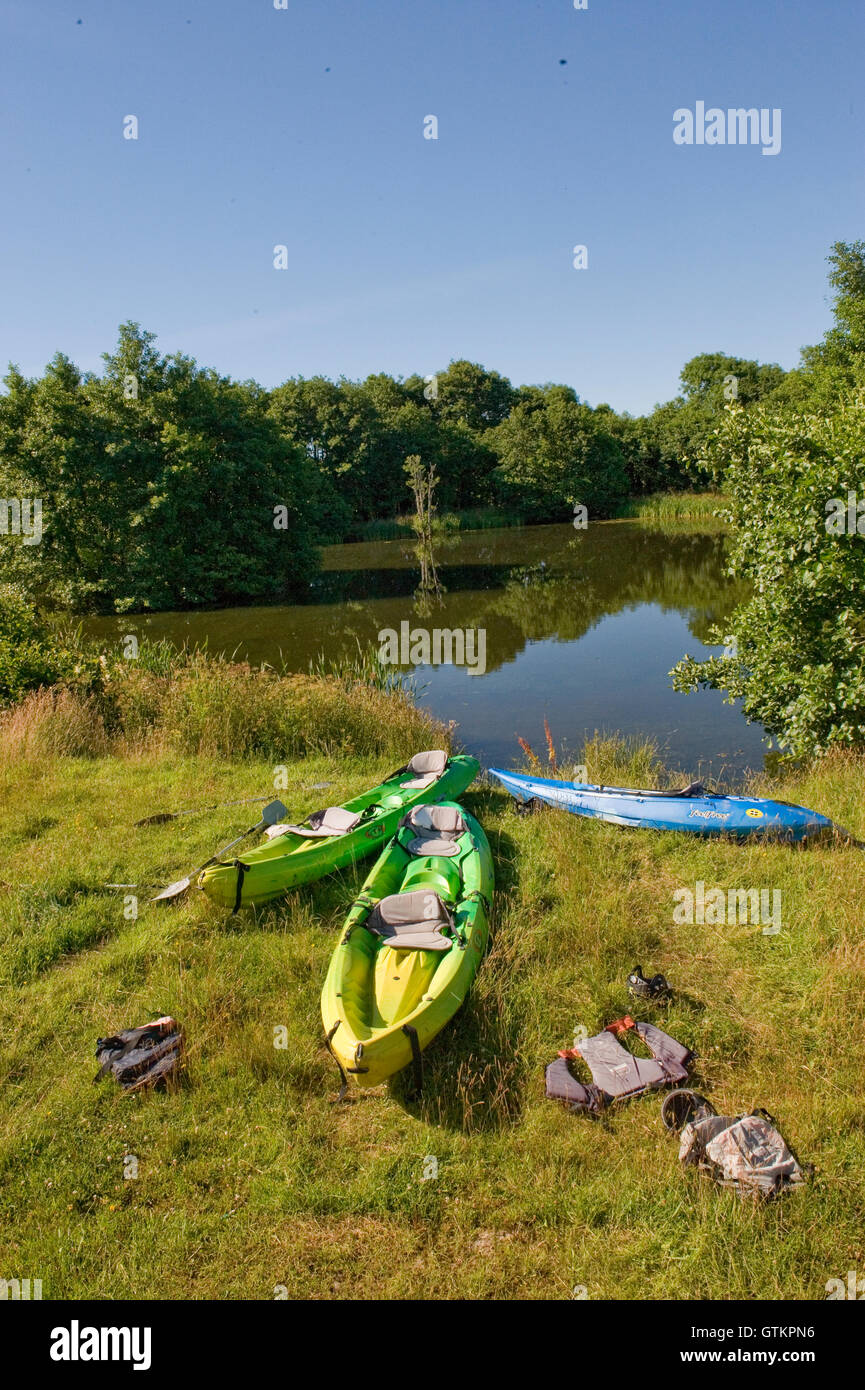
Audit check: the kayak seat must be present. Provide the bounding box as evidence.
[598,780,707,798]
[400,749,448,790]
[267,806,363,840]
[401,804,466,857]
[367,889,454,951]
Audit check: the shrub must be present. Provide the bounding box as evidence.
[0,588,103,706]
[671,392,865,756]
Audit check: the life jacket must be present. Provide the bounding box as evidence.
[545,1016,692,1114]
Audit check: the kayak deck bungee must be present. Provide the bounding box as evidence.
[199,751,479,909]
[488,768,837,842]
[321,801,494,1091]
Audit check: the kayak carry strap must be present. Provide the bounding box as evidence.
[324,1021,349,1102]
[343,894,377,943]
[402,1023,423,1100]
[465,889,491,913]
[232,860,250,915]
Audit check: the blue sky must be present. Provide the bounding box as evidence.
[1,0,863,413]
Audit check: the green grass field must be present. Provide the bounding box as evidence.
[1,734,863,1301]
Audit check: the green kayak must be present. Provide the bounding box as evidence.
[199,751,478,909]
[321,800,494,1090]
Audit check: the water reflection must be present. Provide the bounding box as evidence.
[87,521,764,779]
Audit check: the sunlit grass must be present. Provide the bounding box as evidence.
[0,734,863,1299]
[612,491,727,522]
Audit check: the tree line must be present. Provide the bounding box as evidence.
[2,239,864,761]
[1,308,797,614]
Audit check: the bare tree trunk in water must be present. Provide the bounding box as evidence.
[404,453,443,612]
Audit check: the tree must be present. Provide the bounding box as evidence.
[490,386,628,520]
[679,352,786,410]
[670,393,865,755]
[432,359,516,434]
[803,241,865,372]
[0,325,320,612]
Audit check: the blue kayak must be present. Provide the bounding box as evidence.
[488,768,838,842]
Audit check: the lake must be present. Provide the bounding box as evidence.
[89,521,767,782]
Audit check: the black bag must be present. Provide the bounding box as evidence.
[94,1016,184,1091]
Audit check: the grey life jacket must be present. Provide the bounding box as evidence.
[546,1016,692,1114]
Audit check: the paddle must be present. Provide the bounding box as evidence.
[135,795,272,828]
[152,799,288,903]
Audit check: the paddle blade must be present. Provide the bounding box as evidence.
[152,876,192,903]
[152,801,286,904]
[135,812,175,827]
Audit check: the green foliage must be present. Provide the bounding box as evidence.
[611,491,725,522]
[592,353,787,500]
[354,506,525,541]
[429,358,516,433]
[671,241,865,756]
[0,325,321,613]
[490,386,629,520]
[0,588,102,705]
[800,240,865,387]
[1,638,444,765]
[5,245,863,622]
[308,637,413,695]
[671,393,865,754]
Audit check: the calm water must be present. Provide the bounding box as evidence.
[88,522,767,782]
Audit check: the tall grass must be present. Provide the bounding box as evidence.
[0,688,110,759]
[353,498,722,539]
[612,491,726,522]
[0,645,446,765]
[515,729,664,788]
[307,638,414,695]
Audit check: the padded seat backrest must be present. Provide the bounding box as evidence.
[310,807,362,834]
[367,889,454,951]
[407,750,448,776]
[400,750,449,790]
[403,804,467,856]
[268,806,362,839]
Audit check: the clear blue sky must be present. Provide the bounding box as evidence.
[2,0,863,414]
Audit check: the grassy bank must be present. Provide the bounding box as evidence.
[1,696,863,1299]
[354,506,527,541]
[352,495,725,540]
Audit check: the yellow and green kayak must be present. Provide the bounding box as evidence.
[199,751,478,909]
[321,800,494,1091]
